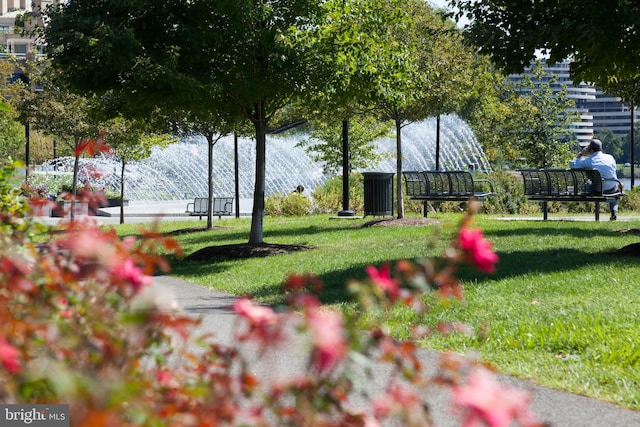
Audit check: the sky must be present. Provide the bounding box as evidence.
[427,0,470,28]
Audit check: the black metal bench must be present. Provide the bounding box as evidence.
[186,197,234,219]
[519,168,625,221]
[402,171,497,217]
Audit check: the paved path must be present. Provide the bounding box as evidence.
[153,275,640,427]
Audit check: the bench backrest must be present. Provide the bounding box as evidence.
[193,198,209,212]
[212,197,233,213]
[520,169,603,196]
[403,171,475,197]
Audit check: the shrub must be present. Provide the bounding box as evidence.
[620,185,640,212]
[265,192,313,216]
[0,161,542,426]
[312,174,364,214]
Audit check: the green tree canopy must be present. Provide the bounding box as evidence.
[450,0,640,88]
[44,0,328,244]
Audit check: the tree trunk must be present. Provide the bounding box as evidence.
[395,119,404,219]
[71,143,80,221]
[120,158,126,224]
[206,133,214,230]
[249,107,267,244]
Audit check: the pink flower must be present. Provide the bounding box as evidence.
[112,258,152,292]
[306,308,347,373]
[232,297,282,348]
[233,297,278,325]
[366,264,400,300]
[457,227,499,273]
[452,367,540,427]
[0,337,21,374]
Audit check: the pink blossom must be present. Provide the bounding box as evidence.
[366,264,400,300]
[452,367,540,427]
[233,297,278,325]
[233,298,282,348]
[457,227,499,273]
[112,258,152,292]
[306,308,347,373]
[0,337,21,374]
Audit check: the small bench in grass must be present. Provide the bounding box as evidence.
[186,197,234,219]
[519,168,625,221]
[402,170,497,217]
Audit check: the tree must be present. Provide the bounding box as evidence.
[450,0,640,88]
[102,117,175,224]
[166,106,247,230]
[508,62,578,168]
[370,0,474,217]
[43,0,328,244]
[6,62,102,204]
[459,56,526,168]
[298,117,391,175]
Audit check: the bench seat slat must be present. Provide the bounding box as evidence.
[402,170,497,217]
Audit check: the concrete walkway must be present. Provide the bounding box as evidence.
[153,275,640,427]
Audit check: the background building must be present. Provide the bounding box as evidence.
[509,60,640,143]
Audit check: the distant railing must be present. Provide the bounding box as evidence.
[0,52,45,60]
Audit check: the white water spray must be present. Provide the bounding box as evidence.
[35,114,491,201]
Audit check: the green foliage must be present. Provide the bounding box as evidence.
[509,62,577,168]
[451,0,640,87]
[298,118,392,175]
[0,159,33,235]
[265,192,313,216]
[311,174,364,213]
[620,185,640,211]
[479,172,526,215]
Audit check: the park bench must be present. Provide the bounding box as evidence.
[519,168,625,221]
[402,171,497,217]
[186,197,234,219]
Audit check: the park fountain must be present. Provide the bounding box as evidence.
[34,114,491,201]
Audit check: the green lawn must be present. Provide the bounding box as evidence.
[116,213,640,410]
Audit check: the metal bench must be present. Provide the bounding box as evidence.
[402,171,497,217]
[519,168,625,221]
[186,197,234,219]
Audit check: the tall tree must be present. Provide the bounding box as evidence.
[508,62,577,168]
[43,0,328,244]
[370,0,474,217]
[102,117,174,224]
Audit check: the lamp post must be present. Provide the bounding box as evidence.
[338,120,355,216]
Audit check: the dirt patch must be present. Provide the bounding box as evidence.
[610,229,640,256]
[167,226,233,235]
[185,243,314,261]
[360,217,440,227]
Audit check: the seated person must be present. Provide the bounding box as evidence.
[569,139,622,220]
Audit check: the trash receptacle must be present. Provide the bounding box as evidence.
[363,172,394,217]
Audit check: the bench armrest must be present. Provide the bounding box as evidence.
[474,179,495,194]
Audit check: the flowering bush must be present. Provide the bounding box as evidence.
[20,180,49,198]
[0,159,541,426]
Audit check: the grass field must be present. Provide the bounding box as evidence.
[116,213,640,410]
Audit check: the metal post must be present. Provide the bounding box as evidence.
[338,120,355,216]
[435,114,441,171]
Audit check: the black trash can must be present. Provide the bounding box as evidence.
[363,172,394,217]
